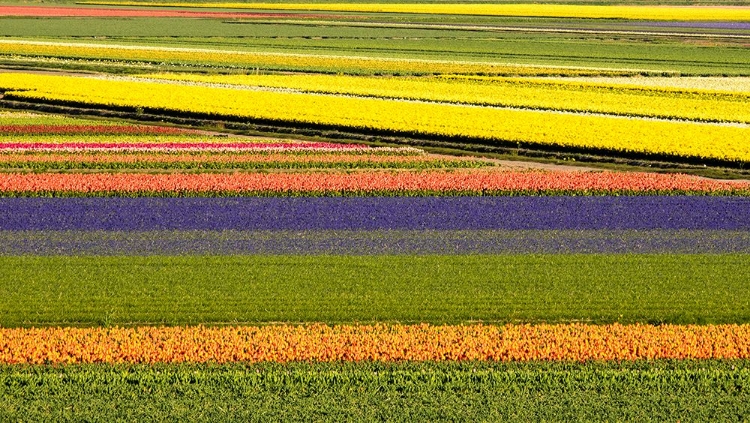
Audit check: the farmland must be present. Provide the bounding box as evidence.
[2,362,749,421]
[0,1,749,420]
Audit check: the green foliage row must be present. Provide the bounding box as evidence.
[1,254,748,327]
[1,360,749,422]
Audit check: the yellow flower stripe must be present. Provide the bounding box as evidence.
[1,72,749,162]
[0,40,628,76]
[142,72,750,124]
[80,2,750,21]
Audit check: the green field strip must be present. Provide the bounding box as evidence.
[0,254,748,327]
[1,361,749,422]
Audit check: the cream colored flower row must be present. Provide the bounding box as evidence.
[142,72,750,124]
[1,72,748,162]
[528,76,750,95]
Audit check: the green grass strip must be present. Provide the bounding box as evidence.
[1,254,748,326]
[1,361,749,422]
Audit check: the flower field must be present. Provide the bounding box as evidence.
[3,72,750,164]
[81,2,750,21]
[142,72,750,124]
[0,40,619,77]
[0,5,331,19]
[1,3,749,420]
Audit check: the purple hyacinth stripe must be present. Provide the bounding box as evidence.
[0,197,748,231]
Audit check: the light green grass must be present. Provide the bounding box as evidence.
[0,254,748,326]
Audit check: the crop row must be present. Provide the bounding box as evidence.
[94,3,750,21]
[0,152,483,170]
[0,134,297,144]
[0,170,746,197]
[2,197,747,231]
[3,73,748,162]
[0,5,332,19]
[2,229,748,255]
[3,361,749,421]
[2,254,748,326]
[0,40,634,76]
[0,142,391,153]
[2,323,750,364]
[0,135,422,154]
[0,111,124,126]
[146,73,750,124]
[543,76,750,95]
[0,124,195,135]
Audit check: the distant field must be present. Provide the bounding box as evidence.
[17,0,750,4]
[9,0,750,5]
[1,18,749,75]
[74,2,750,21]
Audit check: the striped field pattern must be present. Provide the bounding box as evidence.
[1,4,749,412]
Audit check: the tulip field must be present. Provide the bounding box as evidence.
[1,2,750,421]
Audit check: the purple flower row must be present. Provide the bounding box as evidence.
[1,197,748,231]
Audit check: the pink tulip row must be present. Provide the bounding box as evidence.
[0,141,374,152]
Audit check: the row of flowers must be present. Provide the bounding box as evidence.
[3,72,748,162]
[145,72,750,124]
[0,152,481,170]
[0,170,746,195]
[0,142,377,152]
[95,3,750,21]
[2,323,749,364]
[0,42,626,80]
[0,5,332,18]
[0,124,196,135]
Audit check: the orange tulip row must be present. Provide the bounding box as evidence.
[1,323,748,364]
[0,170,747,195]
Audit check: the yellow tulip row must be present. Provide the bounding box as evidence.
[80,2,750,21]
[2,72,748,162]
[142,72,750,124]
[0,40,624,76]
